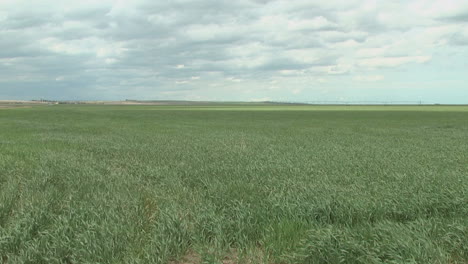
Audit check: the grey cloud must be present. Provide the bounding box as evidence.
[355,13,388,33]
[449,33,468,46]
[256,59,314,71]
[0,38,50,59]
[138,1,257,30]
[321,31,368,44]
[1,14,50,30]
[0,75,98,100]
[256,55,337,71]
[65,6,112,21]
[441,12,468,23]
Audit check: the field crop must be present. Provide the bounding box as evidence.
[0,105,467,263]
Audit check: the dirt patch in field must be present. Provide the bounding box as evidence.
[169,249,268,264]
[169,251,201,264]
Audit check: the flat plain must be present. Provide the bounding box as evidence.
[0,104,467,263]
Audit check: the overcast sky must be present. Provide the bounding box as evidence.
[1,0,467,102]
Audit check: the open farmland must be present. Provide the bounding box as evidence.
[0,105,467,263]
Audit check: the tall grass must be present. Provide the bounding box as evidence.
[0,105,467,263]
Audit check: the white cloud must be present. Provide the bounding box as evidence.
[354,75,384,82]
[356,48,387,58]
[358,56,431,68]
[226,77,243,83]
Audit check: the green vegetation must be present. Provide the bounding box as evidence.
[1,105,467,263]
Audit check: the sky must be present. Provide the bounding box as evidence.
[0,0,467,103]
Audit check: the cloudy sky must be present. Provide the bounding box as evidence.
[1,0,467,102]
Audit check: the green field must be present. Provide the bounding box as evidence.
[1,105,467,263]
